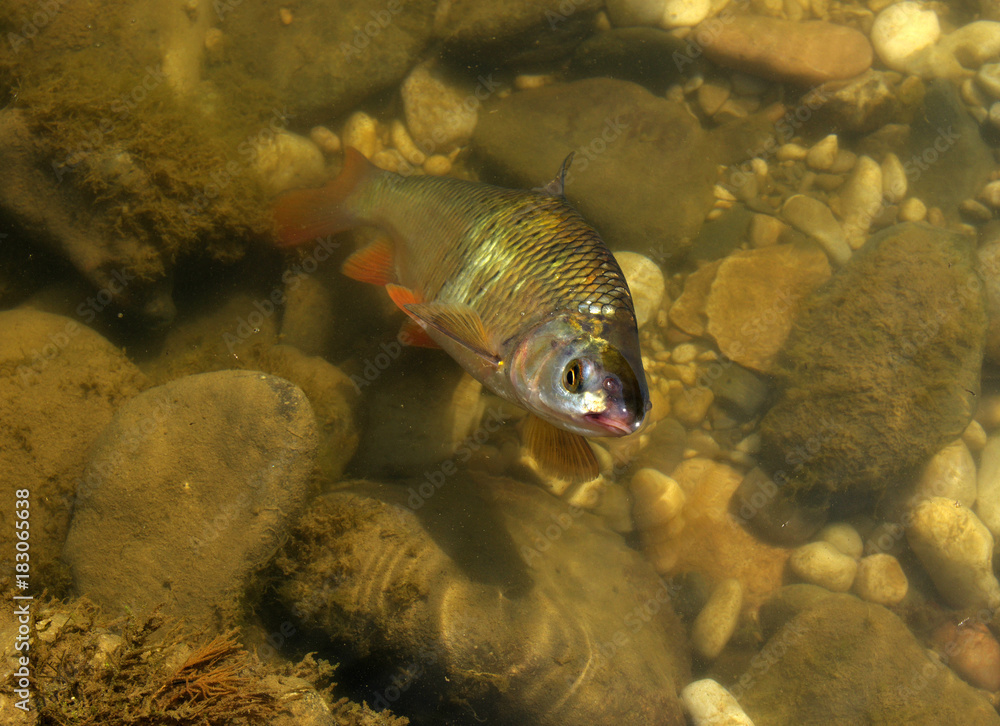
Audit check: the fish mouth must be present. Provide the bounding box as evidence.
[585,412,637,436]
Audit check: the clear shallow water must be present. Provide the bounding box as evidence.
[3,1,1000,724]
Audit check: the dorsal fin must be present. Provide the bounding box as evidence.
[538,152,575,198]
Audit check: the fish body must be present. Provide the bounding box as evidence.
[274,148,650,475]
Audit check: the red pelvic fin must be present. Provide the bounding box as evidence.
[398,319,440,348]
[385,283,425,314]
[272,146,372,248]
[342,235,396,286]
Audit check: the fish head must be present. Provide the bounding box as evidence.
[510,315,650,437]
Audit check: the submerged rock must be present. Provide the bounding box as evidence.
[63,370,318,627]
[692,16,873,86]
[276,475,691,725]
[473,78,773,262]
[740,589,1000,725]
[569,28,691,93]
[758,222,985,497]
[223,0,438,122]
[0,309,146,588]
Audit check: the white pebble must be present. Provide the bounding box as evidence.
[839,155,883,249]
[907,497,1000,610]
[342,111,379,159]
[776,143,808,162]
[870,2,940,72]
[423,154,452,176]
[789,541,858,592]
[881,152,907,203]
[681,679,755,726]
[977,436,1000,539]
[671,342,698,364]
[978,62,1000,100]
[781,195,851,265]
[401,61,478,154]
[629,468,686,530]
[914,439,977,509]
[964,419,988,454]
[251,130,325,196]
[309,125,341,154]
[981,180,1000,209]
[806,134,838,171]
[390,119,426,166]
[898,197,927,222]
[692,579,744,660]
[661,0,711,28]
[615,251,665,328]
[853,553,909,606]
[816,522,863,559]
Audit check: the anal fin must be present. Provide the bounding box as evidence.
[341,236,396,286]
[522,414,600,484]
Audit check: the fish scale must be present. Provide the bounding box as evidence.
[273,147,650,478]
[358,172,637,345]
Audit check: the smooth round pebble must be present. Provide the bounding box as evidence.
[806,134,838,171]
[630,468,686,530]
[964,419,988,453]
[616,251,666,328]
[839,155,883,249]
[898,197,927,222]
[852,553,908,606]
[671,342,698,364]
[977,436,1000,539]
[981,180,1000,209]
[662,0,711,28]
[309,125,341,154]
[251,130,325,196]
[870,2,940,72]
[978,63,1000,100]
[816,522,863,559]
[423,154,452,176]
[789,541,858,592]
[342,111,378,159]
[777,143,808,161]
[390,119,427,166]
[402,61,478,154]
[881,152,907,203]
[913,439,977,509]
[691,578,744,660]
[681,679,755,726]
[781,194,851,265]
[907,497,1000,610]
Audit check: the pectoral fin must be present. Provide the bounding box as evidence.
[386,284,500,377]
[522,414,600,484]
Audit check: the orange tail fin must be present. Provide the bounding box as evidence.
[272,146,373,248]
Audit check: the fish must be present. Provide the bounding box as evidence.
[273,147,650,481]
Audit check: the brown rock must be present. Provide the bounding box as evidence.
[642,458,790,608]
[668,260,723,337]
[705,243,831,372]
[694,16,873,86]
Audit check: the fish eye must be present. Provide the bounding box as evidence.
[563,359,583,393]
